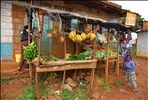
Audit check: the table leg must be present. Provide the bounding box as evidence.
[36,72,39,100]
[50,72,53,84]
[62,71,66,84]
[73,70,77,81]
[29,63,33,84]
[90,68,95,90]
[79,69,82,80]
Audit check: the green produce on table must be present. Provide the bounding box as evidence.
[23,41,38,63]
[82,50,107,60]
[108,49,116,56]
[82,50,93,56]
[50,55,57,61]
[67,53,86,60]
[94,50,107,60]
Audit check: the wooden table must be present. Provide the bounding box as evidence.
[32,59,97,99]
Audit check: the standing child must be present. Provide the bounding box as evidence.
[123,55,138,92]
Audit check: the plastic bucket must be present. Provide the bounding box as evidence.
[15,54,21,62]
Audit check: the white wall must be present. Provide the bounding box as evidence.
[137,31,148,58]
[1,1,13,60]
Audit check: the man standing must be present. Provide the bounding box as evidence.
[119,31,127,56]
[18,25,33,71]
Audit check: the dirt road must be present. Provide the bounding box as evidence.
[1,57,148,100]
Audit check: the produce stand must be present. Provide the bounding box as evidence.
[24,2,129,99]
[27,6,99,99]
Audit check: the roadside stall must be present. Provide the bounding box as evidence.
[27,6,99,99]
[24,3,129,99]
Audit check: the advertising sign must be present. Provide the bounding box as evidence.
[125,12,137,26]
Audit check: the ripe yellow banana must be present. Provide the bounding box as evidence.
[69,31,76,42]
[81,32,86,41]
[90,33,96,40]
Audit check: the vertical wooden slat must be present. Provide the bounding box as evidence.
[105,29,110,81]
[116,32,120,78]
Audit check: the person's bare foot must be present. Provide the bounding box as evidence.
[18,67,22,71]
[133,88,138,92]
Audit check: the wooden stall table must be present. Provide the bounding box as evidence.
[32,59,97,99]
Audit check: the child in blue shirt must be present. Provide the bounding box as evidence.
[123,55,138,92]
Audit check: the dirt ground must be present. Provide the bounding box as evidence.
[1,57,148,100]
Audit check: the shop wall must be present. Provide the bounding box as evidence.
[1,1,13,60]
[8,1,121,59]
[12,4,25,59]
[137,31,148,58]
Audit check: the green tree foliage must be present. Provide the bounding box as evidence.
[122,11,145,30]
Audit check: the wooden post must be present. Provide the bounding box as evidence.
[28,0,32,84]
[35,9,42,100]
[116,30,120,78]
[63,24,66,60]
[105,29,110,81]
[90,68,95,90]
[93,25,97,58]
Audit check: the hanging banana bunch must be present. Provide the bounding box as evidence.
[23,41,38,63]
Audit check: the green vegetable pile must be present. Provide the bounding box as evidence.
[67,53,86,60]
[50,55,57,61]
[82,50,107,60]
[94,50,107,59]
[23,41,38,63]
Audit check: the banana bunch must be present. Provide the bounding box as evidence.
[23,41,38,63]
[81,32,86,41]
[76,34,83,42]
[68,31,77,42]
[90,33,96,40]
[86,33,91,39]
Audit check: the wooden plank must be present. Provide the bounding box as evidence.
[105,29,110,81]
[36,62,97,72]
[40,59,97,65]
[108,60,117,62]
